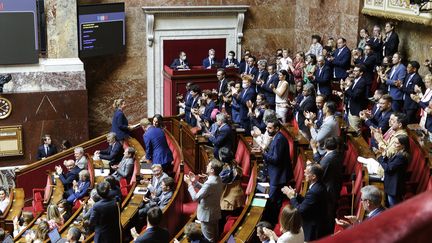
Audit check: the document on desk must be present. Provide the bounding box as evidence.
[357,156,381,174]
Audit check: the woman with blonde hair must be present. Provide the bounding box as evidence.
[46,204,64,230]
[111,98,133,142]
[263,205,304,243]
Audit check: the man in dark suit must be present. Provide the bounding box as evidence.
[361,94,393,134]
[343,64,368,132]
[383,21,399,57]
[261,117,293,224]
[202,49,217,69]
[137,177,174,220]
[254,59,269,84]
[295,83,317,139]
[367,25,383,62]
[233,76,256,132]
[183,85,201,126]
[206,113,234,160]
[241,56,258,78]
[257,64,278,108]
[216,69,228,101]
[335,185,385,228]
[95,132,124,167]
[55,159,81,191]
[330,38,351,81]
[402,61,424,124]
[357,44,378,97]
[90,181,121,243]
[36,134,58,160]
[222,50,239,68]
[312,137,343,231]
[133,207,169,243]
[170,51,189,70]
[282,164,331,241]
[382,53,406,112]
[311,55,332,96]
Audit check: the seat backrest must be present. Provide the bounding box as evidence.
[241,151,251,178]
[119,178,129,197]
[294,155,305,192]
[129,160,140,185]
[280,128,295,164]
[86,154,95,189]
[43,175,53,203]
[245,165,257,196]
[352,163,364,195]
[235,139,246,165]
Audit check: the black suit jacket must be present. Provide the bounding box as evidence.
[258,73,279,105]
[90,198,121,243]
[345,77,368,116]
[367,37,383,60]
[169,58,189,70]
[402,73,423,110]
[313,65,332,96]
[358,54,378,85]
[378,153,408,197]
[134,226,169,243]
[208,123,234,160]
[383,32,399,57]
[290,182,330,241]
[316,151,343,204]
[37,144,58,160]
[255,69,269,83]
[296,95,317,133]
[59,166,81,191]
[217,78,229,95]
[99,141,124,165]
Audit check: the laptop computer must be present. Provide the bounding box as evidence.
[48,228,67,243]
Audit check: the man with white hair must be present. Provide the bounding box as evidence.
[205,113,235,160]
[311,55,332,96]
[203,49,217,69]
[55,159,80,191]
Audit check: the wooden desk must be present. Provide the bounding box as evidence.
[3,188,25,233]
[120,193,142,227]
[233,204,266,242]
[285,126,309,147]
[51,177,65,205]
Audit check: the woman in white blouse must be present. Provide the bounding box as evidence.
[412,74,432,130]
[0,187,10,214]
[263,205,304,243]
[271,70,290,124]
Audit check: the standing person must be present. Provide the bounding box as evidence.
[111,99,133,142]
[288,51,306,84]
[0,188,10,214]
[367,25,383,62]
[260,117,293,225]
[382,21,399,57]
[357,28,370,50]
[402,61,424,124]
[271,70,290,124]
[140,118,173,171]
[233,75,256,133]
[330,38,351,81]
[377,134,409,207]
[184,159,224,242]
[131,207,169,243]
[90,181,121,243]
[305,34,323,56]
[205,113,234,160]
[257,64,279,109]
[216,69,229,102]
[36,134,58,160]
[311,55,332,96]
[382,53,407,112]
[282,164,331,241]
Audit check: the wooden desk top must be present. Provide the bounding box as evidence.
[120,193,142,227]
[349,135,375,158]
[285,126,309,146]
[51,177,65,205]
[234,205,265,242]
[5,188,24,221]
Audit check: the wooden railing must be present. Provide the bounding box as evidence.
[0,188,25,234]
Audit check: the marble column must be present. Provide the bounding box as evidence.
[45,0,78,58]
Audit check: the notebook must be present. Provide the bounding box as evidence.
[48,228,67,243]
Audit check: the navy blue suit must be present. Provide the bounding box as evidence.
[357,54,378,97]
[383,32,399,57]
[59,166,81,191]
[378,153,407,198]
[99,141,124,165]
[234,87,256,130]
[90,198,121,243]
[332,46,351,80]
[184,92,194,124]
[217,78,229,96]
[402,73,423,123]
[263,132,293,198]
[367,37,383,61]
[241,65,258,78]
[36,144,57,160]
[426,114,432,133]
[170,58,189,70]
[202,57,216,69]
[143,127,173,168]
[186,97,199,126]
[290,182,330,241]
[111,109,129,141]
[313,65,332,96]
[386,64,407,111]
[134,226,169,243]
[255,70,269,84]
[66,180,90,203]
[222,58,239,68]
[208,123,234,160]
[258,73,278,106]
[345,77,368,116]
[365,109,392,134]
[200,100,216,122]
[296,95,317,135]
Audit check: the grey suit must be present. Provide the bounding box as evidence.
[188,175,223,242]
[113,157,134,181]
[310,115,339,155]
[76,156,88,170]
[149,172,169,197]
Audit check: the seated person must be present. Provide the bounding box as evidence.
[46,204,64,230]
[170,51,189,70]
[94,132,124,168]
[222,50,239,68]
[60,139,72,151]
[55,159,81,191]
[130,207,169,243]
[0,188,10,214]
[262,205,304,243]
[74,147,88,170]
[66,227,82,243]
[37,134,58,160]
[219,148,244,212]
[202,48,217,69]
[256,221,274,243]
[112,147,136,181]
[248,93,269,134]
[140,164,169,198]
[12,211,34,237]
[336,185,385,229]
[105,176,122,202]
[204,113,235,160]
[0,227,14,243]
[81,189,101,223]
[57,199,72,223]
[65,170,91,204]
[140,118,174,171]
[174,222,211,243]
[137,177,175,219]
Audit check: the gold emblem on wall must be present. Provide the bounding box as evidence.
[0,97,12,119]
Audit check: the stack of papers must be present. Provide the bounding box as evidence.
[357,156,382,176]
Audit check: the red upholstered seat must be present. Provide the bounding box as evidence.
[280,128,295,165]
[123,140,129,150]
[293,155,305,192]
[24,175,53,216]
[222,216,238,236]
[182,201,198,215]
[23,191,44,217]
[119,178,129,197]
[73,199,82,211]
[87,155,95,189]
[235,139,246,165]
